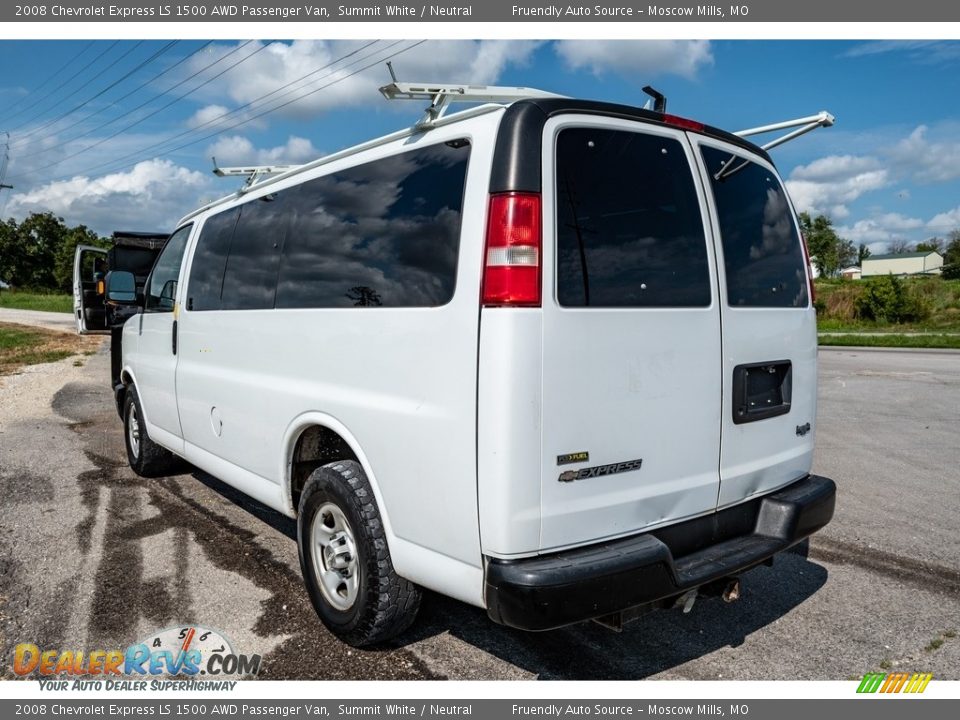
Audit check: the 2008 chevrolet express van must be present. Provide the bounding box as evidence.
[104,92,836,646]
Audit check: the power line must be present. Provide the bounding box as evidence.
[84,39,390,169]
[8,40,427,188]
[3,41,122,130]
[14,41,179,144]
[0,41,94,125]
[7,40,266,181]
[12,41,217,158]
[45,40,427,184]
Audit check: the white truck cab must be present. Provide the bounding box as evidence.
[105,85,836,646]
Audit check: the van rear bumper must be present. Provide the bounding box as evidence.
[484,474,835,631]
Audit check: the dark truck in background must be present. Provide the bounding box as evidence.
[73,231,168,410]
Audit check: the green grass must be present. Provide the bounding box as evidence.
[0,323,89,375]
[0,291,73,314]
[819,334,960,349]
[815,277,960,346]
[0,325,41,351]
[815,277,960,333]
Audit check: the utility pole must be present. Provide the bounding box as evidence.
[0,131,10,217]
[1,132,9,292]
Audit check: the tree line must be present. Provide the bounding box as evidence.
[798,212,960,279]
[0,212,108,293]
[2,210,960,293]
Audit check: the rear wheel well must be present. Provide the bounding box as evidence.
[290,425,359,511]
[115,371,133,419]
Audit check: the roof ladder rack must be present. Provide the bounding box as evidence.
[211,157,302,189]
[379,62,566,127]
[734,111,836,151]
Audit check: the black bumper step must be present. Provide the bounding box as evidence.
[485,474,836,631]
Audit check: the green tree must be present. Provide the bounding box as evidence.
[856,275,931,323]
[944,230,960,266]
[798,212,849,277]
[0,218,19,287]
[916,237,945,254]
[858,243,872,264]
[53,224,108,293]
[837,238,857,269]
[10,212,69,290]
[888,238,913,254]
[943,230,960,279]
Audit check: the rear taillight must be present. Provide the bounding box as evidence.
[800,233,816,303]
[482,192,542,307]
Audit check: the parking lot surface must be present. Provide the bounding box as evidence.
[1,342,957,680]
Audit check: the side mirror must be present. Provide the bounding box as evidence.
[105,271,139,306]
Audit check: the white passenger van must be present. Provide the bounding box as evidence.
[105,84,837,646]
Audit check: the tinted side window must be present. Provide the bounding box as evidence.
[701,146,809,308]
[145,225,192,312]
[556,128,711,308]
[187,206,240,311]
[275,141,470,309]
[220,194,289,311]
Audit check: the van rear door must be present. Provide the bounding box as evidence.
[538,117,723,551]
[693,139,817,508]
[73,245,109,335]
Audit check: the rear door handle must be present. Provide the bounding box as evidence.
[172,320,178,355]
[732,360,792,424]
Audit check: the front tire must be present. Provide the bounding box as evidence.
[297,460,421,646]
[123,385,187,478]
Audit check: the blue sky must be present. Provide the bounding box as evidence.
[1,39,958,251]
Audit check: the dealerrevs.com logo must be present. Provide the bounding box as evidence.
[13,625,261,690]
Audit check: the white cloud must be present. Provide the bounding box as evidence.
[183,40,541,122]
[207,135,321,166]
[785,154,890,219]
[789,155,882,183]
[889,125,960,183]
[843,41,960,64]
[838,214,925,247]
[187,104,232,129]
[554,40,713,80]
[928,207,960,233]
[6,159,214,235]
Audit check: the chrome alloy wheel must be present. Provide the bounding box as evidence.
[127,404,141,459]
[310,503,359,611]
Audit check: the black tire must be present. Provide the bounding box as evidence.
[123,385,188,478]
[297,460,421,646]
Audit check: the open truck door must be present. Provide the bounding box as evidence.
[73,244,110,335]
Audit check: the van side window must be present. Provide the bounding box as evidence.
[187,206,240,311]
[275,140,470,309]
[701,146,809,308]
[145,225,192,313]
[555,128,711,308]
[220,193,289,311]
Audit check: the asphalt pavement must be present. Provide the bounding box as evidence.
[0,342,957,680]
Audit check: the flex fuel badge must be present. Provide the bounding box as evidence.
[557,451,589,466]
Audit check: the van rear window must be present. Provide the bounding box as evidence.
[555,127,711,308]
[275,141,470,309]
[701,146,809,308]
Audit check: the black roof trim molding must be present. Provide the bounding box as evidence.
[489,99,773,194]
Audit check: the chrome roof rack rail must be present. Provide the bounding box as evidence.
[211,157,302,188]
[379,61,566,127]
[734,111,836,151]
